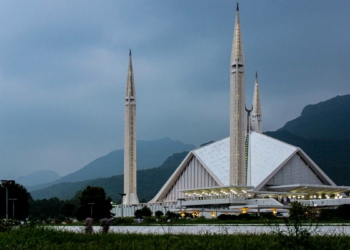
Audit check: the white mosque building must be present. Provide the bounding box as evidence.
[113,4,350,218]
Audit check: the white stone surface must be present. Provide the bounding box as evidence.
[53,225,350,235]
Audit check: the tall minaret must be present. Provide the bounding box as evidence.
[230,3,246,186]
[251,72,262,133]
[123,49,139,205]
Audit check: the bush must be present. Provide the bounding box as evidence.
[155,210,164,218]
[336,204,350,220]
[260,213,275,220]
[141,206,152,217]
[217,214,237,221]
[319,209,337,221]
[238,213,251,220]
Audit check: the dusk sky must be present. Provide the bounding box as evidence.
[1,1,349,179]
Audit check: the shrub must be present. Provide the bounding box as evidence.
[319,209,337,221]
[336,204,350,220]
[238,213,251,220]
[217,214,238,221]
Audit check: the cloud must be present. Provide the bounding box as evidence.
[0,1,349,178]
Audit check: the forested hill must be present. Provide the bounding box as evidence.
[278,94,350,140]
[30,151,189,202]
[267,94,350,186]
[27,137,194,191]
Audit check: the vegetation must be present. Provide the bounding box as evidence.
[29,197,65,221]
[0,226,349,249]
[30,152,189,201]
[278,94,350,140]
[267,94,350,186]
[0,182,31,220]
[27,138,194,191]
[75,186,112,221]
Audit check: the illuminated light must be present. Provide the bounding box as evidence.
[181,212,185,218]
[211,212,215,218]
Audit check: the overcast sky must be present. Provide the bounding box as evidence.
[1,1,349,179]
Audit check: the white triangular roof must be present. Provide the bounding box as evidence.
[150,132,335,202]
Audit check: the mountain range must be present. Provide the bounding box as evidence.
[266,94,350,185]
[25,137,194,191]
[30,151,188,201]
[16,170,61,187]
[28,94,350,200]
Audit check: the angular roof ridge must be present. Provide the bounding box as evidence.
[193,136,229,152]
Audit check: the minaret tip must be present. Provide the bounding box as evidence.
[236,2,239,11]
[129,49,131,56]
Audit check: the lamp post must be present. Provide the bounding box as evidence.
[177,198,185,219]
[88,203,94,217]
[8,198,17,221]
[132,204,138,217]
[1,180,15,220]
[119,193,126,219]
[111,202,117,217]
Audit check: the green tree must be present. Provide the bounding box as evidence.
[60,202,76,218]
[141,206,152,217]
[336,204,350,220]
[155,210,163,219]
[134,209,142,218]
[0,182,31,220]
[75,186,112,221]
[29,197,65,220]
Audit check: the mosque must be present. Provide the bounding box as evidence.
[113,4,350,218]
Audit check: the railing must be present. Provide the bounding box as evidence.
[299,198,350,207]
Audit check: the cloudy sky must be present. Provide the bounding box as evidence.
[1,1,349,179]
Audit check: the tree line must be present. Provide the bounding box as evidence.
[0,182,112,222]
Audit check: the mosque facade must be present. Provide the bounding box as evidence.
[114,4,350,217]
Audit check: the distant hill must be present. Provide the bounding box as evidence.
[278,94,350,139]
[267,94,350,186]
[30,151,188,202]
[27,138,194,191]
[16,170,60,187]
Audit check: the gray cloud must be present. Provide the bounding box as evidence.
[0,1,349,178]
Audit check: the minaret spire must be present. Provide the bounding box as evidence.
[123,49,139,205]
[230,3,246,186]
[251,71,262,133]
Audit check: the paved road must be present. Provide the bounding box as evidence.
[54,224,350,235]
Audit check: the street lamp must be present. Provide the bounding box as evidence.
[177,198,185,219]
[163,205,168,215]
[119,193,126,219]
[1,180,15,220]
[9,198,17,221]
[88,203,94,217]
[132,204,138,217]
[111,202,117,217]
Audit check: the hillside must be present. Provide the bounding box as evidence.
[30,151,188,201]
[16,170,61,187]
[27,137,194,191]
[278,94,350,139]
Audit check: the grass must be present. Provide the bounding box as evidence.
[0,226,350,249]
